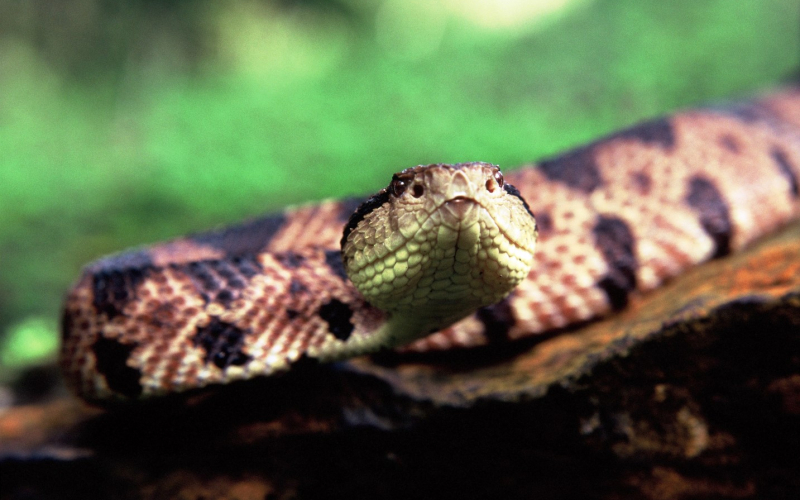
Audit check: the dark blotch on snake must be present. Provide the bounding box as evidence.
[91,265,153,319]
[275,253,305,269]
[318,299,355,341]
[92,336,143,398]
[183,261,221,293]
[715,102,774,123]
[612,117,675,149]
[630,171,653,195]
[593,216,638,310]
[207,260,247,289]
[324,249,349,281]
[719,134,741,153]
[503,183,535,218]
[535,210,554,236]
[230,254,261,278]
[215,289,235,307]
[771,147,799,198]
[538,118,674,194]
[190,212,287,257]
[685,176,732,258]
[178,258,257,304]
[539,147,604,194]
[340,190,391,249]
[193,317,252,370]
[289,279,307,295]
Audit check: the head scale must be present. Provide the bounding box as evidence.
[341,162,537,341]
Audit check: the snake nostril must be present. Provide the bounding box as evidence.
[412,184,424,198]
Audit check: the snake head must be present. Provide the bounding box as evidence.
[341,162,538,341]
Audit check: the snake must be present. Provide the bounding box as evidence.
[60,87,800,403]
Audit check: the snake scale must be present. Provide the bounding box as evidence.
[61,87,800,402]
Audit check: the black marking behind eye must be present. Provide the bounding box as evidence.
[503,183,535,218]
[318,299,355,341]
[477,296,515,343]
[92,336,143,398]
[593,216,638,310]
[324,249,348,280]
[538,147,604,194]
[686,176,732,258]
[91,265,153,319]
[612,117,676,149]
[771,147,799,198]
[338,196,368,223]
[340,189,391,249]
[193,317,252,370]
[190,213,287,257]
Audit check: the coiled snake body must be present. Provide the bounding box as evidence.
[61,88,800,402]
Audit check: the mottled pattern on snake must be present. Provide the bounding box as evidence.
[61,87,800,402]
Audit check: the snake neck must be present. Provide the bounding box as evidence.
[309,310,469,362]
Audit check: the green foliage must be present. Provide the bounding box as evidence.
[0,0,798,369]
[0,317,58,371]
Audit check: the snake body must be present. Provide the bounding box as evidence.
[61,87,800,402]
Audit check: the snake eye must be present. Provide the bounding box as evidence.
[390,178,408,197]
[412,184,424,198]
[486,170,505,192]
[494,170,505,188]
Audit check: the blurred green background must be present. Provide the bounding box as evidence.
[0,0,798,377]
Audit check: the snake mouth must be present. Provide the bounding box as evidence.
[444,196,478,219]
